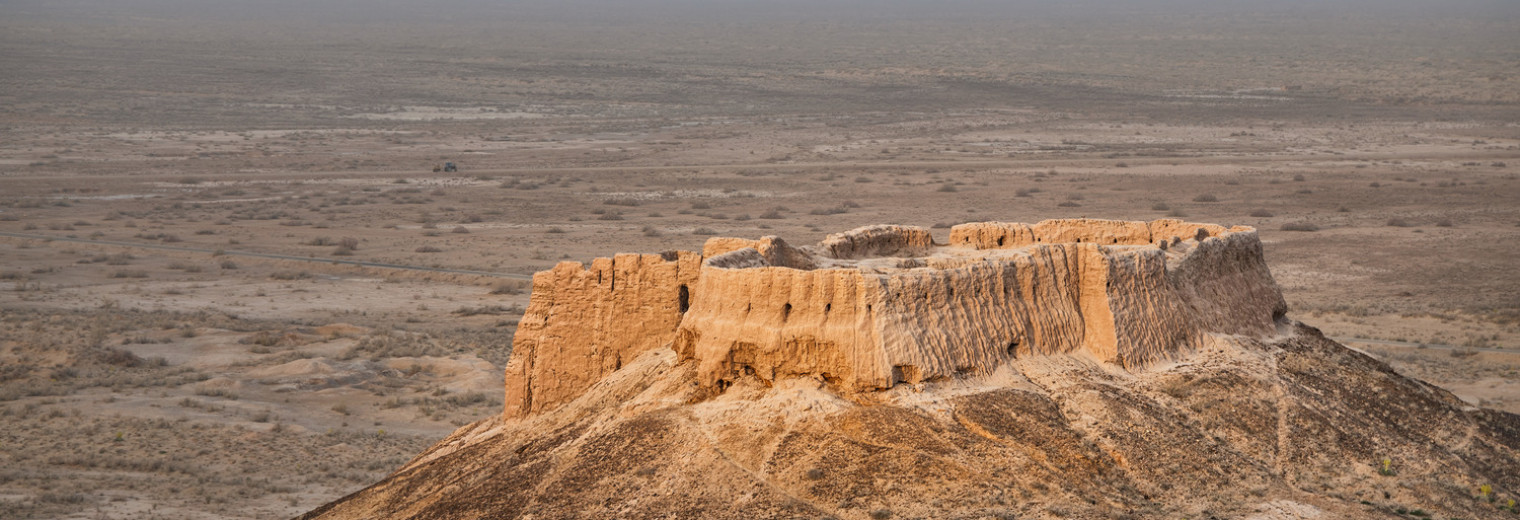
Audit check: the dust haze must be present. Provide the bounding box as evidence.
[1,0,1518,518]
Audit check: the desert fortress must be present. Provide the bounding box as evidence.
[503,218,1288,417]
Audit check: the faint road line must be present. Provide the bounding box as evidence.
[0,231,533,280]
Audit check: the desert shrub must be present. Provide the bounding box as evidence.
[110,270,148,279]
[642,226,662,237]
[1151,202,1170,211]
[269,271,309,280]
[452,305,522,316]
[1249,209,1274,217]
[603,198,641,207]
[415,246,442,253]
[692,227,718,235]
[545,227,565,234]
[759,209,784,219]
[489,282,525,295]
[690,201,712,210]
[1193,194,1218,203]
[1057,201,1081,207]
[597,212,624,221]
[937,183,958,192]
[808,206,849,216]
[1280,222,1320,232]
[451,226,469,234]
[1386,218,1413,228]
[195,388,239,400]
[1435,218,1454,227]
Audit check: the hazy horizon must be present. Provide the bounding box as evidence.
[5,0,1520,25]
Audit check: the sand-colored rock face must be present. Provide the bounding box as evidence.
[504,218,1286,417]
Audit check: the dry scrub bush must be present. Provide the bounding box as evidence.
[489,282,525,295]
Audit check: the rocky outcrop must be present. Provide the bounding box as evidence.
[504,219,1285,417]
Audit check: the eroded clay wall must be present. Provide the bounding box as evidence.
[1168,230,1287,337]
[682,243,1114,391]
[676,265,884,389]
[1100,247,1202,368]
[502,252,702,417]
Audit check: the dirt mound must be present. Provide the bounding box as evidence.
[300,221,1520,520]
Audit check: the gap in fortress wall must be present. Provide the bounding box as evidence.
[503,219,1289,418]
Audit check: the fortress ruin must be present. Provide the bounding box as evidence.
[503,218,1288,418]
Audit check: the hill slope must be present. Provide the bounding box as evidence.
[300,221,1520,519]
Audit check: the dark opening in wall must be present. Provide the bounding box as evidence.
[996,236,1006,247]
[1007,338,1020,356]
[782,303,792,321]
[678,285,690,314]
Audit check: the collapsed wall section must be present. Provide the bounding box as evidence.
[818,224,933,259]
